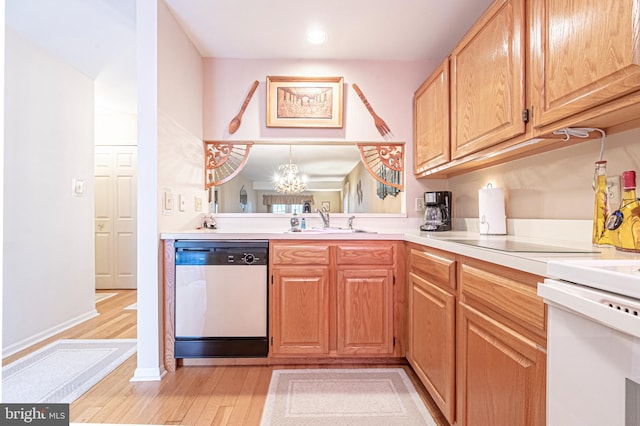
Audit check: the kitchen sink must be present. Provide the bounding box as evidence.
[286,227,376,234]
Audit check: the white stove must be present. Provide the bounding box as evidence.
[538,258,640,426]
[546,258,640,299]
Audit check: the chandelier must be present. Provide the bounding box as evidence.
[274,146,307,193]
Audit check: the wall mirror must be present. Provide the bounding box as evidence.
[207,141,405,215]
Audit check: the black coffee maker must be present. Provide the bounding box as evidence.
[420,191,452,231]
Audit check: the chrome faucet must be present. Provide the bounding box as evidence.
[317,207,330,228]
[348,215,355,229]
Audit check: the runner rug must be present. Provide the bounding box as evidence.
[2,339,136,403]
[259,368,437,426]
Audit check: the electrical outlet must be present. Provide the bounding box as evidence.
[415,197,425,212]
[607,175,621,207]
[194,196,203,212]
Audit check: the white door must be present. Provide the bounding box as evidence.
[94,145,137,289]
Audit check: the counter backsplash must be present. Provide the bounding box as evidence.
[163,214,592,245]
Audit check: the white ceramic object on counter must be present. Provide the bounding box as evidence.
[479,185,506,235]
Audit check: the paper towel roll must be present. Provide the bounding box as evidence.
[479,186,506,235]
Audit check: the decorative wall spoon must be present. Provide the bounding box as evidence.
[228,80,259,134]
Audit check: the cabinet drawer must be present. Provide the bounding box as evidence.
[409,248,456,292]
[336,244,394,265]
[271,243,330,265]
[459,260,546,339]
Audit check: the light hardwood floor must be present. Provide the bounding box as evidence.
[5,290,448,425]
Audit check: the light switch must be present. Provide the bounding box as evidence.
[179,194,185,212]
[164,191,174,211]
[72,178,85,197]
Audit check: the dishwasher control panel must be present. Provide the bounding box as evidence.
[175,240,268,266]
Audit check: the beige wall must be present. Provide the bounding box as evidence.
[448,127,640,220]
[201,58,437,219]
[345,161,402,214]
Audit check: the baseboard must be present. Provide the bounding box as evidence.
[2,309,99,359]
[130,367,166,382]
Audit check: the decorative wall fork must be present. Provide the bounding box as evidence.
[352,83,394,140]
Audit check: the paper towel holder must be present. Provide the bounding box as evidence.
[478,183,507,235]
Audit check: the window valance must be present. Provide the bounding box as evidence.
[262,194,314,205]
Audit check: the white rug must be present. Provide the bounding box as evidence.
[95,292,117,303]
[2,339,136,403]
[260,368,437,426]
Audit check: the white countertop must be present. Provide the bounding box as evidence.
[160,227,639,278]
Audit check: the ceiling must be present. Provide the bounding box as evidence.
[6,0,492,187]
[162,0,493,61]
[6,0,493,109]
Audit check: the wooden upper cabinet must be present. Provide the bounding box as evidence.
[450,0,527,159]
[414,58,451,175]
[532,0,640,128]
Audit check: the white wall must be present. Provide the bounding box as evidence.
[157,1,205,232]
[3,29,96,354]
[130,0,205,381]
[95,108,137,146]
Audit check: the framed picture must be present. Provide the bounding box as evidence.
[321,201,330,211]
[266,76,344,128]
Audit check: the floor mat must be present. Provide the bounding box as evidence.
[2,339,136,403]
[260,368,437,426]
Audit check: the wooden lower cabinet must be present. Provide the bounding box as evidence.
[409,271,456,423]
[407,246,456,424]
[270,266,330,356]
[457,302,546,426]
[337,268,394,355]
[270,240,399,359]
[406,243,546,425]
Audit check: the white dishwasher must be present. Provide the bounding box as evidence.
[174,240,268,358]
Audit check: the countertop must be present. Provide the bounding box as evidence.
[160,228,639,278]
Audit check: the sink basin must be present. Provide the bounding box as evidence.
[287,227,376,234]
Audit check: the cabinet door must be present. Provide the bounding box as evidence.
[457,303,546,426]
[408,272,456,424]
[450,0,526,159]
[532,0,640,127]
[414,58,450,175]
[271,266,330,356]
[336,268,393,355]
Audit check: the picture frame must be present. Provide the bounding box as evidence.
[266,76,344,128]
[321,201,330,211]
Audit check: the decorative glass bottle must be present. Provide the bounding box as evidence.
[614,170,640,252]
[592,161,613,246]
